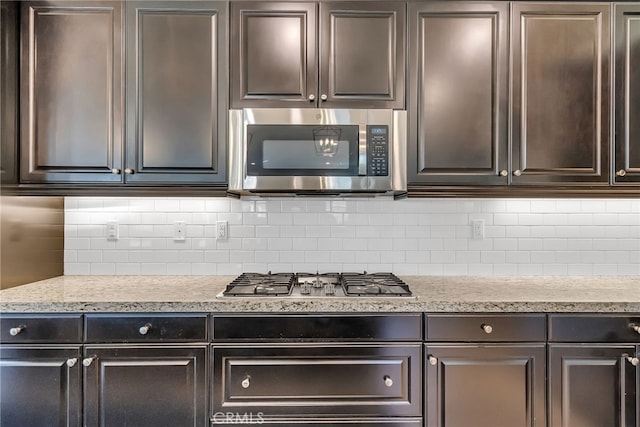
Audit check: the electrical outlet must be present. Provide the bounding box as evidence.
[106,220,119,241]
[471,219,485,240]
[216,220,228,241]
[174,221,186,241]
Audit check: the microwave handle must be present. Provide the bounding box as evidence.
[358,124,367,176]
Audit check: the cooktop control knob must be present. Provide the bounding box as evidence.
[324,283,335,296]
[300,283,312,295]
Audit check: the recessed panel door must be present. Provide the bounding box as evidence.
[512,3,610,185]
[20,1,123,183]
[125,1,227,183]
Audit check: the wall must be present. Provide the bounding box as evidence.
[1,196,64,288]
[64,197,640,276]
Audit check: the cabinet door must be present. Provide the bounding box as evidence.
[549,345,637,427]
[511,3,610,185]
[20,1,123,183]
[614,3,640,183]
[425,344,546,427]
[408,2,508,185]
[0,346,82,427]
[230,2,317,108]
[1,1,18,185]
[125,1,227,184]
[84,345,207,427]
[319,1,405,109]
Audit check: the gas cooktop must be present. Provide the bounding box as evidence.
[221,272,413,298]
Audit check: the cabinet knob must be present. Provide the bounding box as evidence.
[481,323,493,334]
[627,356,639,367]
[616,169,627,177]
[82,356,97,367]
[428,355,438,366]
[9,326,25,336]
[111,168,121,175]
[138,323,152,335]
[499,170,508,177]
[124,168,135,174]
[66,358,78,368]
[630,324,640,334]
[308,94,315,102]
[320,94,328,101]
[241,376,251,389]
[383,375,393,387]
[513,170,522,177]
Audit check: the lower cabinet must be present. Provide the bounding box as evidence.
[424,314,547,427]
[0,346,82,427]
[83,345,207,427]
[548,314,640,427]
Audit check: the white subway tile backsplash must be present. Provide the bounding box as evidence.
[63,197,639,276]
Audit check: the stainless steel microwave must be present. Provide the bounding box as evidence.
[228,108,406,197]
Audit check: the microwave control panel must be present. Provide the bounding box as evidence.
[367,125,389,176]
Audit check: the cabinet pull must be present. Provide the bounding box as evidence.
[626,356,639,367]
[9,325,25,336]
[481,323,493,334]
[630,324,640,335]
[111,168,121,174]
[428,355,438,366]
[383,375,393,387]
[124,168,135,174]
[82,356,97,367]
[308,94,315,102]
[513,170,522,177]
[66,358,78,368]
[138,323,152,335]
[241,376,251,389]
[499,170,508,177]
[320,94,328,101]
[616,169,627,177]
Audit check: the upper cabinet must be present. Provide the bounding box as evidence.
[511,3,611,185]
[124,1,227,184]
[20,1,124,184]
[614,3,640,184]
[408,2,508,185]
[18,0,227,185]
[230,1,405,109]
[1,1,19,185]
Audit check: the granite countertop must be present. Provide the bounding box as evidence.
[1,275,639,313]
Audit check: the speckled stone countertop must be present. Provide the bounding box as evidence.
[1,275,639,313]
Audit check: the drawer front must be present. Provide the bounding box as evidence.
[426,314,546,342]
[85,314,207,343]
[211,344,422,417]
[549,314,640,342]
[212,314,422,341]
[0,314,83,343]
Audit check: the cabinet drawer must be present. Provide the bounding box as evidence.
[85,314,207,343]
[0,314,83,343]
[211,344,422,417]
[549,314,640,342]
[425,314,546,342]
[210,420,423,426]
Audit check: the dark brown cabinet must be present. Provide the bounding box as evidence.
[18,0,228,186]
[230,1,405,109]
[548,315,640,427]
[83,313,208,427]
[83,344,208,427]
[19,1,124,184]
[614,3,640,184]
[408,2,509,185]
[424,315,547,427]
[124,1,227,184]
[0,314,83,427]
[511,3,611,185]
[1,1,19,185]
